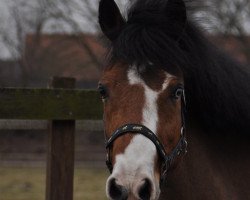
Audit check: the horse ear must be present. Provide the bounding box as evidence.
[99,0,126,41]
[165,0,187,40]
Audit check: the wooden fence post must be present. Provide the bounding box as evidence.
[46,77,76,200]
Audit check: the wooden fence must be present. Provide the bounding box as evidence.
[0,77,103,200]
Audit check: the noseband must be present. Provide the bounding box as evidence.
[105,90,187,184]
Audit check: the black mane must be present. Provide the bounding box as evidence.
[108,0,250,134]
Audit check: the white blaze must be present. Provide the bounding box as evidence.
[107,66,172,199]
[128,67,159,133]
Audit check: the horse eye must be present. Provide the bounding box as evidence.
[98,84,108,100]
[173,87,183,99]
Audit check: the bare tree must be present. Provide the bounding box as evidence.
[197,0,250,63]
[0,0,59,86]
[46,0,128,67]
[0,0,112,86]
[0,0,128,87]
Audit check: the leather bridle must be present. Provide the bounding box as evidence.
[104,90,188,184]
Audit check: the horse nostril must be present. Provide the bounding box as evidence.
[108,178,128,200]
[138,178,152,200]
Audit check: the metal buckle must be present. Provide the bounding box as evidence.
[181,127,184,136]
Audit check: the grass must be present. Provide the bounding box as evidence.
[0,167,108,200]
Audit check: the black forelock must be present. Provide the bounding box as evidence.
[112,25,185,74]
[109,0,189,75]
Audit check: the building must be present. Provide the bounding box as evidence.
[24,33,105,88]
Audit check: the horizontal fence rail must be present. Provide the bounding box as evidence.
[0,120,103,131]
[0,88,102,120]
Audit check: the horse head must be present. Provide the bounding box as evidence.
[98,0,188,199]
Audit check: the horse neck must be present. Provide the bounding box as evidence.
[183,24,250,133]
[159,128,250,200]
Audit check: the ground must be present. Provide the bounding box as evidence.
[0,167,108,200]
[0,127,107,199]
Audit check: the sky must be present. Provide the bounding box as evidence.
[0,0,12,59]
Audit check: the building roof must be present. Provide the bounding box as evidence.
[209,34,250,64]
[24,33,105,86]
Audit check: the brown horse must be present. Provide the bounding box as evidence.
[97,0,250,199]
